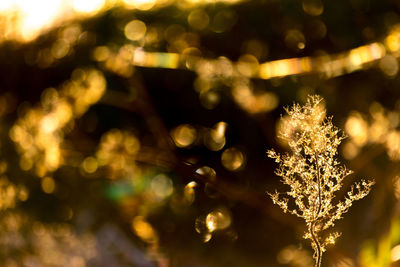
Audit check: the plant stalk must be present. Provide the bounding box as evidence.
[310,222,322,267]
[312,152,323,267]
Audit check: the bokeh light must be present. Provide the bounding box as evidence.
[1,0,400,266]
[171,124,197,148]
[125,20,147,41]
[221,147,245,171]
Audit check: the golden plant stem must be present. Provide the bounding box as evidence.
[312,152,323,267]
[315,152,322,216]
[310,222,322,267]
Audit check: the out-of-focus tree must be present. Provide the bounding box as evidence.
[0,0,399,266]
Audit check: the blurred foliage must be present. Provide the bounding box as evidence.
[1,0,400,266]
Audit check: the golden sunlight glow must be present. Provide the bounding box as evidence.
[171,124,197,148]
[72,0,105,13]
[348,43,386,70]
[184,181,197,205]
[151,174,173,199]
[342,142,359,160]
[0,0,245,43]
[345,102,400,161]
[41,176,56,194]
[0,0,13,11]
[345,112,368,146]
[17,0,64,40]
[133,49,180,69]
[194,206,232,243]
[285,30,306,51]
[199,90,221,109]
[0,0,393,83]
[96,129,140,179]
[205,207,231,232]
[386,131,400,161]
[93,46,111,62]
[204,122,227,151]
[392,244,400,262]
[232,84,278,114]
[259,58,312,79]
[385,24,400,53]
[122,41,386,81]
[213,121,227,141]
[221,147,245,171]
[379,55,399,77]
[123,0,157,10]
[188,9,210,30]
[132,216,158,243]
[82,157,98,174]
[195,166,216,181]
[124,20,147,41]
[10,68,106,177]
[0,172,27,210]
[277,245,313,267]
[90,38,388,84]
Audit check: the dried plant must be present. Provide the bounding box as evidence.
[267,95,374,267]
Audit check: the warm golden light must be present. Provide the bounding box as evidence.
[124,19,147,41]
[205,207,231,232]
[199,90,221,109]
[0,0,13,11]
[386,131,400,160]
[221,147,245,171]
[236,54,259,77]
[392,244,400,262]
[123,0,156,10]
[96,129,140,179]
[0,0,395,91]
[0,174,26,210]
[132,216,158,243]
[379,55,399,77]
[82,157,98,174]
[194,206,232,242]
[302,0,323,16]
[93,46,111,62]
[10,68,106,177]
[232,84,278,114]
[17,0,64,40]
[132,49,180,69]
[259,57,312,79]
[72,0,105,13]
[204,122,227,151]
[188,9,209,30]
[151,174,173,199]
[285,29,306,51]
[277,245,313,266]
[195,166,216,180]
[345,112,368,146]
[171,124,197,148]
[348,43,386,71]
[344,102,400,161]
[184,181,197,205]
[41,176,56,194]
[342,142,359,160]
[385,24,400,53]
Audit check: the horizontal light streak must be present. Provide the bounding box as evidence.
[127,42,387,80]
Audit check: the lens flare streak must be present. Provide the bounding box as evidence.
[115,42,386,80]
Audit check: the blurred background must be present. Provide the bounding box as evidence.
[0,0,400,266]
